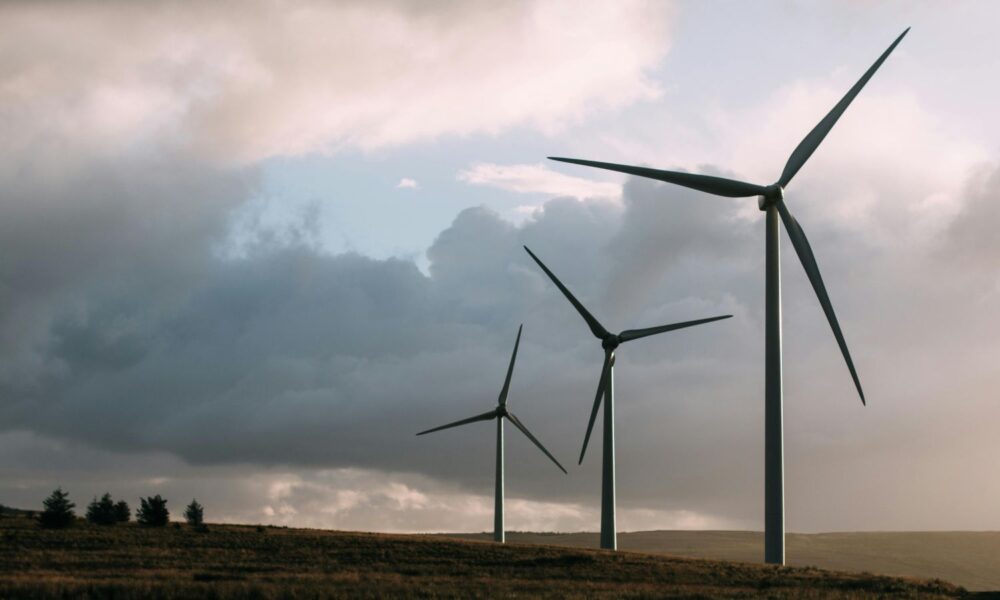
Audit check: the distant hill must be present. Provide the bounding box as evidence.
[0,515,975,599]
[0,504,32,518]
[443,530,1000,593]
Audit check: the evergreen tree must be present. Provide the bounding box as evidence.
[38,487,75,529]
[114,500,131,523]
[137,495,169,527]
[86,493,118,525]
[184,499,204,527]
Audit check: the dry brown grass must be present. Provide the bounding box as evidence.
[442,531,1000,593]
[0,515,976,599]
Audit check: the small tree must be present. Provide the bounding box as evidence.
[38,487,75,529]
[184,499,204,527]
[114,500,131,523]
[86,493,118,525]
[137,495,169,527]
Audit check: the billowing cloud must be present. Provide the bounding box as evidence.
[581,33,989,246]
[458,163,622,201]
[0,153,256,389]
[0,0,673,164]
[4,152,1000,532]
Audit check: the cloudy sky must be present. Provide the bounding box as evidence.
[2,1,999,534]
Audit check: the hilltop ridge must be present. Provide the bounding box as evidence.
[0,515,976,598]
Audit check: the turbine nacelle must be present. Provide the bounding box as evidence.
[757,184,785,211]
[601,335,621,351]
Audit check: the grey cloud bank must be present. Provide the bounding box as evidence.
[3,155,1000,531]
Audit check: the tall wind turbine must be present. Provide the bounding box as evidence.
[416,324,566,543]
[524,246,731,550]
[547,29,909,564]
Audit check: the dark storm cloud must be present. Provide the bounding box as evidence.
[604,172,758,317]
[0,154,254,390]
[0,154,753,508]
[5,148,1000,531]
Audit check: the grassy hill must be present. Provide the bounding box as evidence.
[0,515,978,599]
[0,504,33,518]
[445,531,1000,592]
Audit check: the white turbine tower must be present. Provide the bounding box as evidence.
[547,29,909,564]
[417,325,566,543]
[524,246,731,550]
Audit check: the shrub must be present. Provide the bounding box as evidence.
[184,499,204,527]
[137,495,169,527]
[86,493,118,525]
[114,500,131,523]
[38,488,75,529]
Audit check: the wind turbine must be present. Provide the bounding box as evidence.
[416,324,566,543]
[524,246,731,550]
[547,28,909,564]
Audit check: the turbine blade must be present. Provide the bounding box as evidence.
[524,246,609,339]
[579,349,612,464]
[506,412,567,474]
[498,324,522,406]
[549,157,766,198]
[416,409,498,436]
[775,199,865,404]
[778,28,910,188]
[619,314,733,343]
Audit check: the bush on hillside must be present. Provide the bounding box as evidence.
[38,488,75,529]
[137,495,169,527]
[184,499,204,527]
[86,493,118,525]
[114,500,131,523]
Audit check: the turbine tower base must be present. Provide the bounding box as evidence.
[600,362,617,550]
[764,204,785,565]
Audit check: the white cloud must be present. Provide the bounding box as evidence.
[591,60,988,247]
[458,162,622,201]
[0,431,738,533]
[0,1,674,164]
[225,474,736,533]
[396,178,419,189]
[717,80,988,239]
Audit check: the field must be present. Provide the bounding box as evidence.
[0,515,986,599]
[446,531,1000,592]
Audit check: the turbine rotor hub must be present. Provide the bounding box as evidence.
[601,335,620,350]
[757,184,784,211]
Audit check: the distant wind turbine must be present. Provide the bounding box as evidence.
[416,324,566,543]
[547,28,909,564]
[524,246,731,550]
